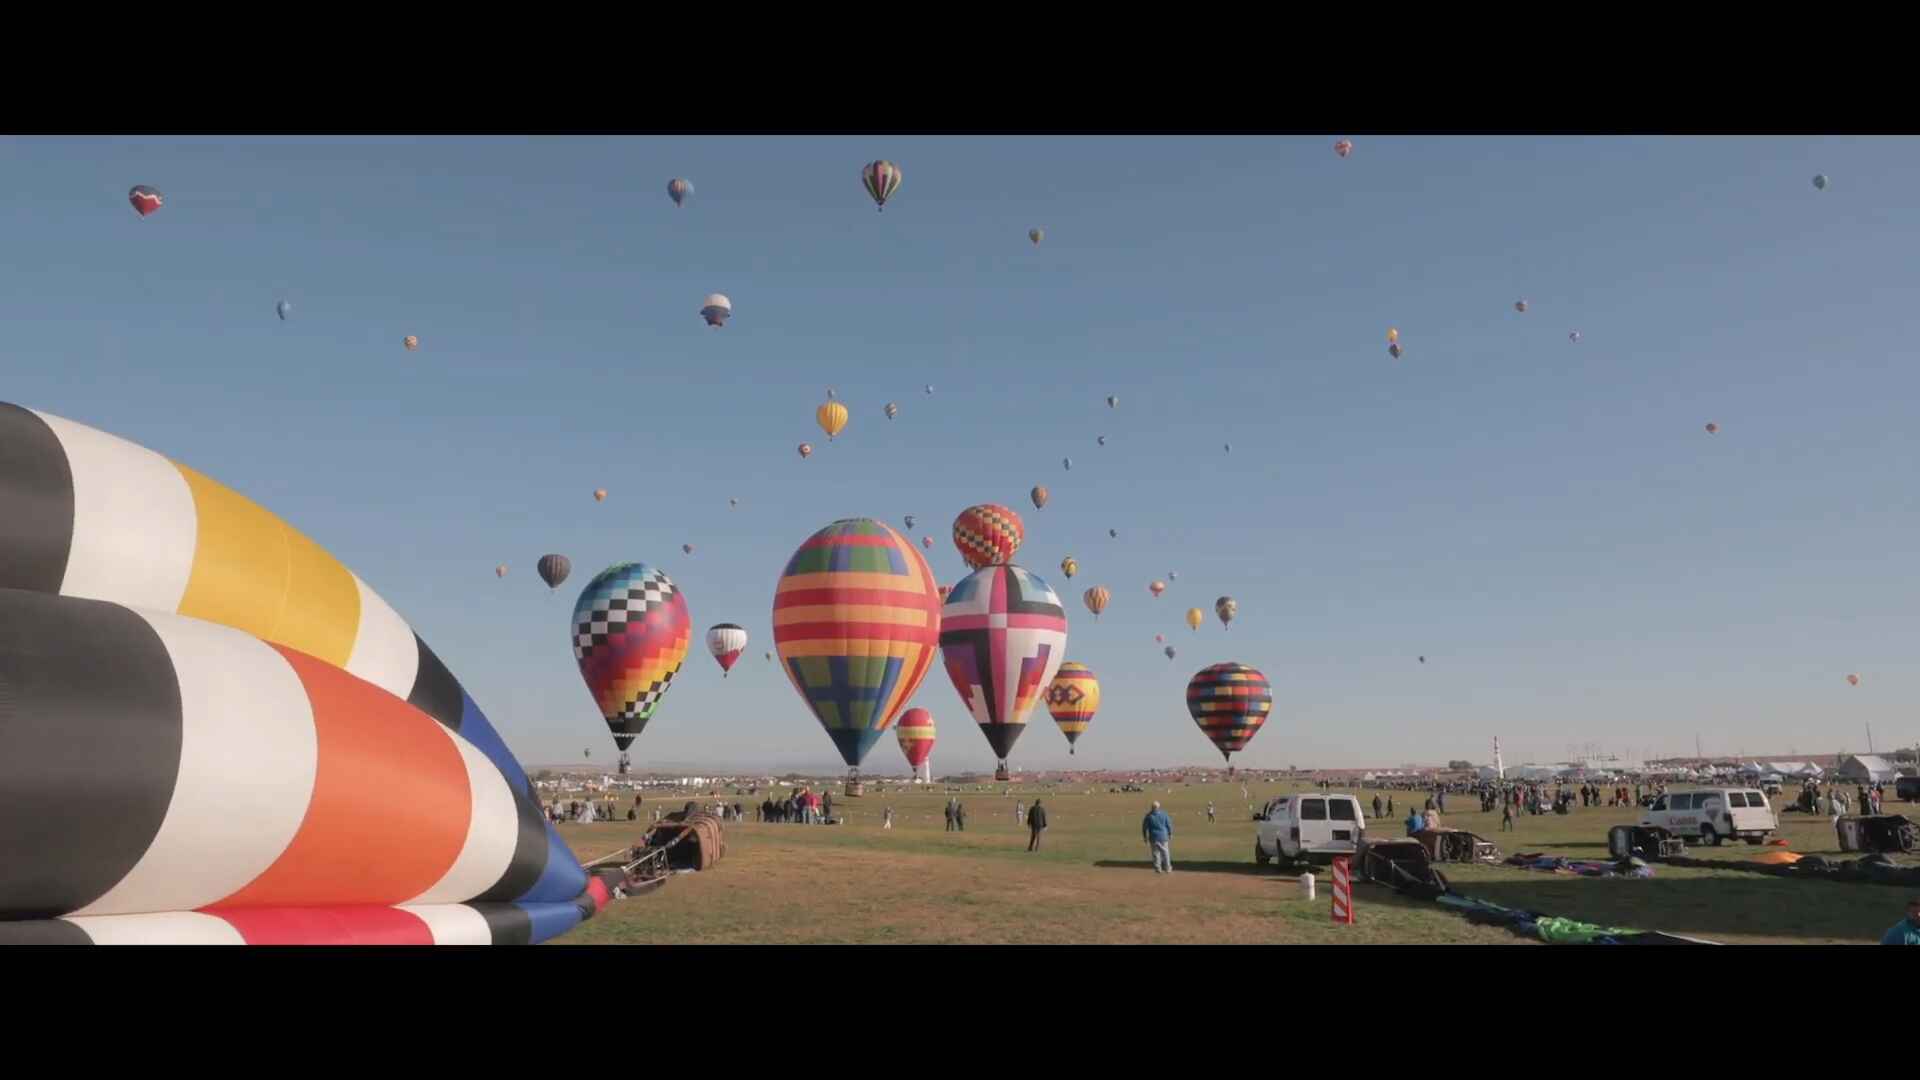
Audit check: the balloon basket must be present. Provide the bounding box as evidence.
[843,779,866,798]
[994,764,1011,782]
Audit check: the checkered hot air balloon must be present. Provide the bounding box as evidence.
[706,623,748,677]
[862,160,902,210]
[896,707,936,772]
[1186,662,1273,766]
[940,564,1069,775]
[952,504,1024,570]
[1045,662,1100,754]
[773,519,943,773]
[572,563,692,752]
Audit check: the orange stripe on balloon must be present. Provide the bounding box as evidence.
[213,647,472,908]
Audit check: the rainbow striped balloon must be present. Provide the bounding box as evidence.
[895,707,936,771]
[571,563,691,752]
[1045,661,1100,753]
[773,519,943,768]
[1186,662,1273,763]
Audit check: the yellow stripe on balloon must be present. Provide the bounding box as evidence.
[771,604,936,628]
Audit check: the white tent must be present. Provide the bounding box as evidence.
[1835,755,1898,784]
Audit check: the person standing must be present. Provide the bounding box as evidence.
[1142,801,1174,873]
[1372,794,1383,820]
[1015,800,1026,826]
[1501,801,1515,832]
[1206,801,1216,824]
[955,800,967,831]
[944,798,956,831]
[1027,799,1049,851]
[1881,898,1920,945]
[883,805,894,830]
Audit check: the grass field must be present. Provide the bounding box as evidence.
[549,780,1917,945]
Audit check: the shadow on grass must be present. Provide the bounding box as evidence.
[1445,873,1911,943]
[1094,859,1272,877]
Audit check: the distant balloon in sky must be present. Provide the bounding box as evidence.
[1215,596,1238,629]
[1514,299,1528,313]
[730,497,739,508]
[1165,645,1177,660]
[1704,422,1718,435]
[1029,228,1044,246]
[1083,585,1110,619]
[1045,662,1099,754]
[827,388,836,400]
[706,623,747,677]
[1334,139,1353,158]
[797,443,813,459]
[1108,528,1118,539]
[1097,435,1107,446]
[1107,395,1119,409]
[682,543,694,556]
[538,554,572,591]
[1155,633,1165,644]
[1813,174,1829,191]
[1224,442,1231,454]
[1030,485,1049,510]
[885,402,899,420]
[925,384,934,395]
[700,293,732,327]
[1186,607,1204,631]
[1059,555,1078,579]
[817,399,849,441]
[1168,571,1178,581]
[128,185,163,217]
[403,335,420,351]
[922,535,934,550]
[1419,656,1426,664]
[594,488,608,502]
[862,160,902,211]
[1063,457,1072,471]
[276,300,291,321]
[1846,673,1860,686]
[1388,343,1403,360]
[1569,331,1581,343]
[953,504,1024,569]
[668,178,693,206]
[495,564,508,579]
[1149,580,1166,598]
[904,514,917,529]
[1388,327,1399,345]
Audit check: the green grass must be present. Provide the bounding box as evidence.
[549,781,1917,944]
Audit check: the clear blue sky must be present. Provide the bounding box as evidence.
[6,134,1918,773]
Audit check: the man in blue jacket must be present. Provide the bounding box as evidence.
[1142,801,1174,873]
[1406,807,1424,836]
[1882,898,1920,945]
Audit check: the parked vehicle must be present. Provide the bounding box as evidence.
[1639,787,1776,846]
[1255,792,1366,866]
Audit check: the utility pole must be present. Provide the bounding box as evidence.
[1695,733,1703,761]
[1866,722,1875,755]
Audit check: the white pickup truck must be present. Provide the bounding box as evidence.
[1253,792,1367,867]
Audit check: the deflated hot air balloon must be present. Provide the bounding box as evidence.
[1149,580,1166,598]
[495,564,508,578]
[1187,662,1273,768]
[1186,607,1204,631]
[403,335,420,351]
[668,178,692,206]
[538,554,572,591]
[128,185,163,217]
[706,624,747,677]
[1029,228,1044,246]
[1083,585,1110,619]
[1215,596,1238,629]
[276,300,291,321]
[594,488,607,502]
[896,707,936,775]
[885,402,899,420]
[1045,662,1099,754]
[773,519,942,780]
[817,400,849,441]
[1059,556,1078,580]
[700,294,732,328]
[1030,485,1049,510]
[953,504,1024,569]
[572,563,691,752]
[862,160,902,211]
[941,564,1069,778]
[1846,673,1860,686]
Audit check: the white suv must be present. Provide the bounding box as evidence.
[1254,793,1367,866]
[1640,788,1776,846]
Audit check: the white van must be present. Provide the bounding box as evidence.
[1254,793,1366,866]
[1639,787,1777,846]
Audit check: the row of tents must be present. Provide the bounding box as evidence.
[1455,755,1908,786]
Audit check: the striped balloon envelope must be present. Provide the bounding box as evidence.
[571,564,691,751]
[952,503,1024,570]
[1185,662,1274,764]
[772,518,943,770]
[895,707,936,771]
[1045,661,1100,754]
[0,403,603,944]
[939,564,1069,770]
[861,159,902,210]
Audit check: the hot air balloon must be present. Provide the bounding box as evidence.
[1107,395,1119,409]
[572,563,691,752]
[276,300,291,321]
[923,536,934,549]
[827,388,837,400]
[1813,174,1830,191]
[941,563,1069,778]
[1187,662,1273,768]
[774,519,941,783]
[403,335,420,351]
[1030,485,1049,510]
[1097,435,1107,446]
[798,443,813,459]
[765,651,773,663]
[1063,457,1073,471]
[1515,299,1528,313]
[495,564,508,578]
[668,178,692,206]
[1705,422,1719,435]
[1029,228,1044,246]
[896,707,936,776]
[817,400,849,441]
[1224,442,1232,454]
[729,497,739,508]
[862,160,902,211]
[1059,556,1078,580]
[1165,645,1177,660]
[1419,656,1426,664]
[1388,327,1400,345]
[700,293,732,327]
[1846,673,1860,686]
[594,488,608,502]
[904,514,917,529]
[1150,580,1166,598]
[1569,331,1581,343]
[1215,596,1238,629]
[706,623,748,677]
[1186,607,1204,631]
[1083,585,1110,619]
[682,543,695,556]
[885,402,899,420]
[953,504,1025,569]
[1168,571,1178,582]
[128,185,163,217]
[538,554,573,591]
[1045,662,1100,754]
[1154,632,1166,643]
[925,384,934,395]
[1334,139,1353,158]
[1108,528,1118,539]
[1388,343,1403,359]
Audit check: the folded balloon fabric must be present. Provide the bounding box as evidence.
[0,403,609,945]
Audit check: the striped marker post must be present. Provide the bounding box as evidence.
[1330,855,1355,924]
